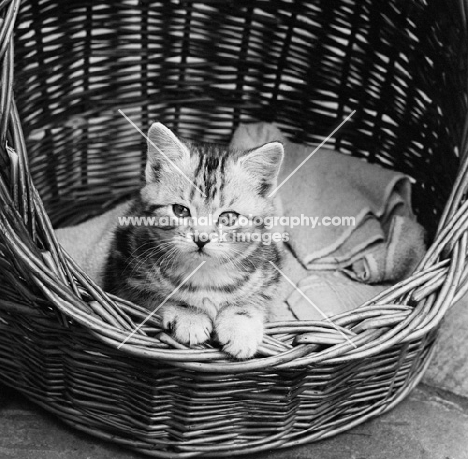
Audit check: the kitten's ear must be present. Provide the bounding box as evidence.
[239,142,284,187]
[146,122,190,182]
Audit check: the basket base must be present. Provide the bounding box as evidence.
[0,324,437,458]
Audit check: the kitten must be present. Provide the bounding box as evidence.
[103,122,284,358]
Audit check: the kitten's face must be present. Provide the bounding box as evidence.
[138,123,283,271]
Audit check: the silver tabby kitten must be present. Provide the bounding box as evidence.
[104,123,284,358]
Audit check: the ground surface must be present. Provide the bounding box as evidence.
[1,383,467,459]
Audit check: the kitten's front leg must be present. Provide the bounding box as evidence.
[215,305,265,359]
[160,303,213,346]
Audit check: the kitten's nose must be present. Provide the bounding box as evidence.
[195,239,208,249]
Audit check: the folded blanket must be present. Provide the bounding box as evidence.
[270,251,389,321]
[270,245,310,321]
[55,201,130,284]
[230,123,426,283]
[348,214,426,283]
[285,272,388,320]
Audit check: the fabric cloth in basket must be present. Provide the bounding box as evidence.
[230,123,426,283]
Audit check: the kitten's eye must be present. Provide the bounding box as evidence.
[173,204,190,218]
[218,211,239,227]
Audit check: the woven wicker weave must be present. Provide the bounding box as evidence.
[1,0,468,457]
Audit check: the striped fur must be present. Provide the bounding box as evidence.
[103,123,285,358]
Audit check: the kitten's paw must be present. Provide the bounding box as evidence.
[161,306,212,346]
[215,310,264,359]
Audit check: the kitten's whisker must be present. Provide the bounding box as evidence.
[222,246,258,272]
[123,239,174,275]
[167,246,181,272]
[126,242,172,269]
[215,248,257,273]
[126,242,174,277]
[127,237,175,258]
[160,247,176,270]
[159,246,179,270]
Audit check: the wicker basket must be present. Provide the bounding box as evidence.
[1,0,468,457]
